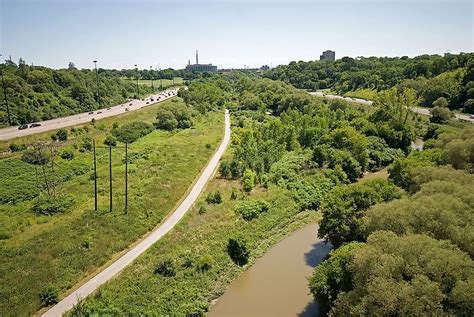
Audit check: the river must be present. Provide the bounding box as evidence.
[208,223,332,317]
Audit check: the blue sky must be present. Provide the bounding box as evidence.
[1,0,472,70]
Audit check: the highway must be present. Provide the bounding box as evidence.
[0,88,180,141]
[309,91,474,123]
[42,110,231,317]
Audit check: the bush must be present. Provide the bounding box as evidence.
[21,148,50,165]
[155,103,193,131]
[39,286,58,306]
[227,236,249,266]
[198,205,206,215]
[205,143,212,149]
[81,235,93,249]
[9,143,26,152]
[234,199,270,221]
[430,106,453,124]
[112,121,154,143]
[60,149,74,160]
[229,160,242,179]
[205,191,222,204]
[104,135,117,147]
[154,259,176,277]
[230,189,238,200]
[32,195,74,215]
[196,254,215,272]
[80,137,93,152]
[242,168,256,192]
[56,128,68,141]
[219,160,231,178]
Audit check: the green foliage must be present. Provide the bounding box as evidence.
[309,242,364,315]
[242,168,256,192]
[0,63,157,126]
[234,199,270,221]
[60,149,74,160]
[366,136,404,171]
[80,137,93,152]
[112,121,154,143]
[103,135,117,147]
[9,143,27,152]
[205,191,222,204]
[269,150,313,186]
[21,146,50,165]
[364,172,474,256]
[155,103,193,131]
[288,174,336,211]
[196,254,215,273]
[39,286,58,307]
[32,195,74,215]
[154,259,176,277]
[55,129,68,141]
[227,236,250,266]
[430,105,453,123]
[331,231,474,317]
[319,179,404,247]
[219,160,231,178]
[198,205,206,215]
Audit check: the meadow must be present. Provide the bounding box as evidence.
[0,98,224,315]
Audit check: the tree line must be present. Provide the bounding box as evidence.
[264,53,474,113]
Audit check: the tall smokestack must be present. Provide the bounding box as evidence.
[196,50,199,64]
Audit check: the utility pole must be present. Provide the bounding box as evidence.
[150,66,154,91]
[135,64,139,99]
[0,54,12,126]
[125,143,128,213]
[109,146,113,212]
[93,60,100,108]
[93,140,98,211]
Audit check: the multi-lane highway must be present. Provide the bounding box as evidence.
[309,91,474,123]
[0,88,180,141]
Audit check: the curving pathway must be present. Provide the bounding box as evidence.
[42,110,231,317]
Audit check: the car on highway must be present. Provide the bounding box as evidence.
[129,103,133,106]
[88,111,94,115]
[146,102,149,104]
[97,111,102,114]
[107,107,111,110]
[469,114,474,119]
[125,108,130,111]
[18,124,28,130]
[30,123,41,128]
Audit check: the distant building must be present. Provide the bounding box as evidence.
[260,65,270,71]
[185,50,217,72]
[320,50,335,61]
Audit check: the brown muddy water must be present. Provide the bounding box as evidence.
[208,223,332,317]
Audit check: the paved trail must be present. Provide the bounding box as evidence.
[42,110,231,317]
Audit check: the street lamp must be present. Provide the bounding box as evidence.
[0,54,12,126]
[150,66,154,91]
[93,60,100,108]
[135,64,139,99]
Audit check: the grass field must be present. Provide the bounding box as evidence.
[0,98,224,315]
[70,147,320,316]
[136,77,184,88]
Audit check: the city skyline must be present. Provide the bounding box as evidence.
[1,0,473,70]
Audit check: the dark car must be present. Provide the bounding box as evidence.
[88,111,94,115]
[146,102,149,104]
[30,123,41,128]
[18,124,28,130]
[107,107,111,110]
[97,111,102,114]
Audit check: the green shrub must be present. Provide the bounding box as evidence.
[103,135,117,147]
[32,195,75,215]
[230,189,238,200]
[198,206,206,215]
[205,191,222,204]
[39,286,58,306]
[205,143,212,149]
[112,121,154,143]
[56,129,68,141]
[219,160,231,178]
[196,254,215,272]
[9,143,26,152]
[155,103,193,131]
[242,168,256,192]
[227,236,250,266]
[60,149,74,160]
[234,199,270,221]
[80,137,93,152]
[154,259,176,277]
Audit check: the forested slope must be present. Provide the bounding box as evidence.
[264,53,474,112]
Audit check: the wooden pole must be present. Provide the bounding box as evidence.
[125,143,128,213]
[109,146,112,212]
[93,140,97,211]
